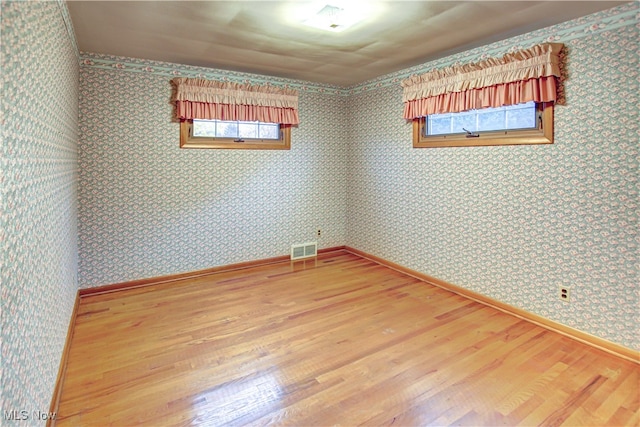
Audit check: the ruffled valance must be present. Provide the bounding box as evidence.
[172,78,299,125]
[402,43,563,119]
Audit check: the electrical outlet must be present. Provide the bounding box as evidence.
[317,229,321,237]
[558,286,571,302]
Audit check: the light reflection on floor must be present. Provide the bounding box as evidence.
[189,370,284,425]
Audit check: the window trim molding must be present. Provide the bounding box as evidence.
[180,120,291,150]
[412,102,554,148]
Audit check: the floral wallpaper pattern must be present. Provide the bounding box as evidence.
[78,65,348,288]
[2,0,79,421]
[347,3,639,350]
[77,3,638,351]
[0,2,636,423]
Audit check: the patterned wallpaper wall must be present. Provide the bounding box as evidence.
[78,61,348,287]
[1,0,79,421]
[76,3,637,351]
[346,3,639,350]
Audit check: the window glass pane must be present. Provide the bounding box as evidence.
[217,121,238,138]
[259,124,279,139]
[477,109,505,132]
[452,112,477,133]
[428,115,452,135]
[192,120,217,137]
[192,120,282,140]
[238,121,258,139]
[425,102,538,136]
[506,102,537,129]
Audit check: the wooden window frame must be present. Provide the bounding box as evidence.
[412,102,554,148]
[180,120,291,150]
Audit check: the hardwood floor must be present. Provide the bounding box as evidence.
[55,251,639,426]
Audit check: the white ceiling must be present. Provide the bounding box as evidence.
[67,1,626,87]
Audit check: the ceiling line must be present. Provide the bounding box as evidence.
[76,3,637,97]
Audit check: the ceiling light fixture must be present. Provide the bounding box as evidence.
[302,4,364,32]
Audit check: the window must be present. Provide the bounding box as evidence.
[402,43,562,148]
[413,102,553,148]
[180,119,291,150]
[171,77,299,150]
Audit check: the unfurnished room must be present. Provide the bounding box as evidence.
[2,1,639,426]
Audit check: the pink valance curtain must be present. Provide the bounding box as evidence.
[402,43,563,119]
[172,78,299,125]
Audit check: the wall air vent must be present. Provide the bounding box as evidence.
[291,242,318,260]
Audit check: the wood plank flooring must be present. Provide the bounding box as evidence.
[55,251,639,426]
